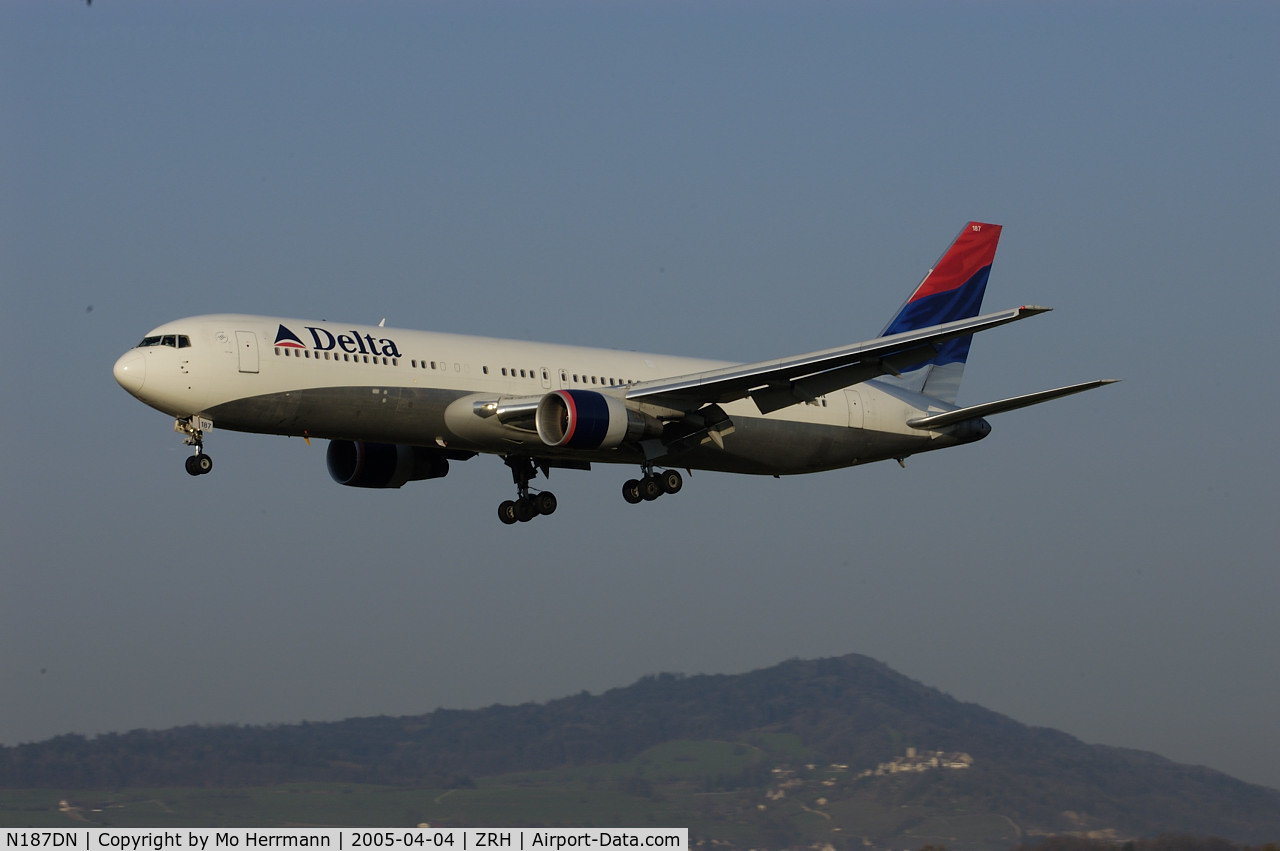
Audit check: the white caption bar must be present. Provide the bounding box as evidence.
[3,829,687,851]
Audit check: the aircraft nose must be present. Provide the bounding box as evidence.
[113,351,146,395]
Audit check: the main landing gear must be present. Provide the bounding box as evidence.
[498,456,558,525]
[495,459,686,523]
[622,466,683,504]
[177,415,214,477]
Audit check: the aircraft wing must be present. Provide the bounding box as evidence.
[627,305,1050,415]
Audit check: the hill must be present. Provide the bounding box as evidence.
[2,654,1277,846]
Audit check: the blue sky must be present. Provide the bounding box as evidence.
[3,1,1278,793]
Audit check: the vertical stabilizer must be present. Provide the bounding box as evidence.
[878,221,1002,403]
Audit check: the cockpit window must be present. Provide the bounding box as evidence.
[137,334,191,349]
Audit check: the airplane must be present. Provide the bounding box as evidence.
[113,222,1116,524]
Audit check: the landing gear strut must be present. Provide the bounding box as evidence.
[498,456,557,525]
[176,415,214,477]
[622,466,683,505]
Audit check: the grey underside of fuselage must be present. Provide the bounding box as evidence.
[204,386,931,476]
[205,385,466,445]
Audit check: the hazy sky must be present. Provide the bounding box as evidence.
[3,2,1278,793]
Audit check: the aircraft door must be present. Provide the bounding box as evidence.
[236,331,260,374]
[540,367,552,389]
[844,388,864,429]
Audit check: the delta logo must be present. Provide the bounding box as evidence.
[273,323,402,358]
[273,325,307,348]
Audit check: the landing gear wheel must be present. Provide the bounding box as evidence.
[660,469,683,494]
[176,416,213,476]
[514,496,537,522]
[622,479,643,504]
[640,475,663,501]
[499,456,560,524]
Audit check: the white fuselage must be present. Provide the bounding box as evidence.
[113,314,976,478]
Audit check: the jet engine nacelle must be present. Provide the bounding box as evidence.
[535,389,662,450]
[326,440,451,489]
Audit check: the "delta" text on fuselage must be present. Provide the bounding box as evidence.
[306,326,402,358]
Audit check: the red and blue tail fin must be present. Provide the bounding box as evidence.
[878,221,1002,403]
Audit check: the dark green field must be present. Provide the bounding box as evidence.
[6,657,1279,847]
[0,738,1019,849]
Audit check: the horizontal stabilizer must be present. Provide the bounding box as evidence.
[907,379,1119,429]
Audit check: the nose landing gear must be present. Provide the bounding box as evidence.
[176,415,214,477]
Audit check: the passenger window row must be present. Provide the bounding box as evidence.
[479,365,635,386]
[273,347,642,390]
[569,373,629,387]
[275,348,396,366]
